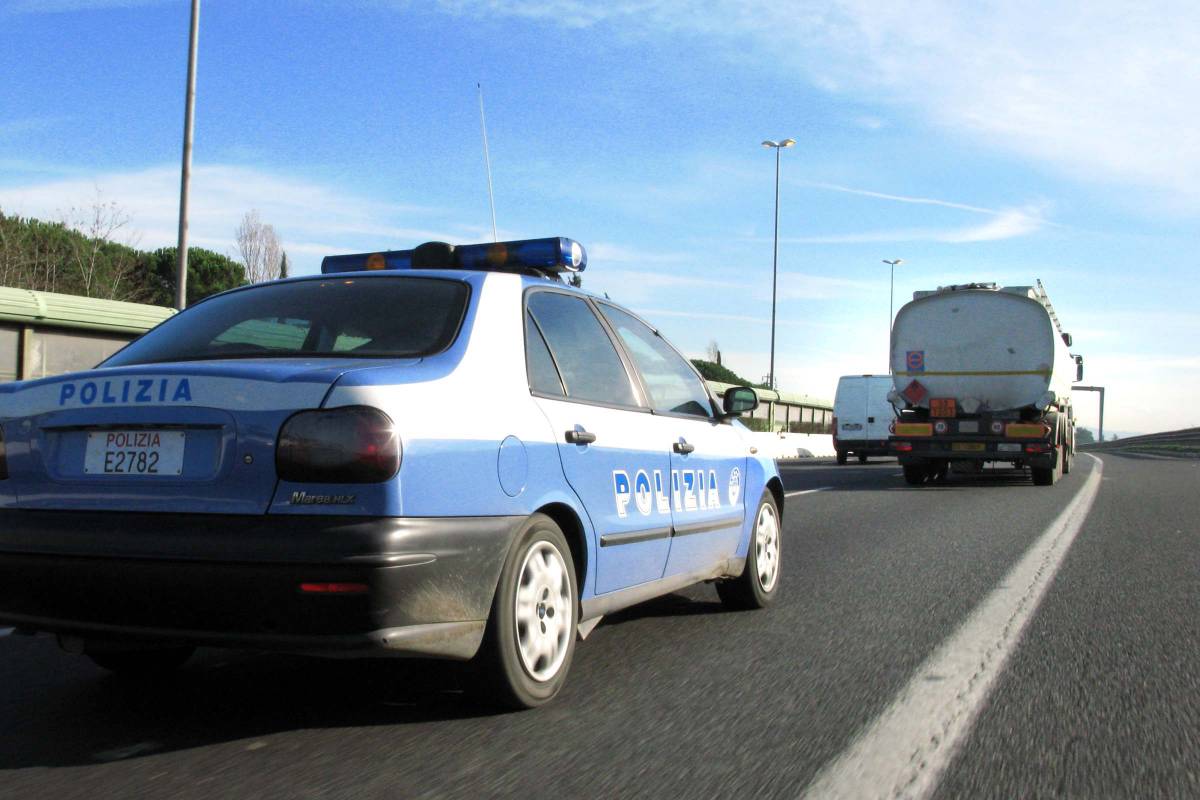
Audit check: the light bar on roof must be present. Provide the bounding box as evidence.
[320,237,587,275]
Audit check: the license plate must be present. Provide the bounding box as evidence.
[842,423,863,431]
[84,430,185,476]
[997,442,1022,453]
[952,442,986,452]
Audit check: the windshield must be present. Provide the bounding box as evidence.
[104,277,469,366]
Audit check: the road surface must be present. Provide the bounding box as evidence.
[1,453,1196,798]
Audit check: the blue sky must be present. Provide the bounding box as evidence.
[1,0,1198,434]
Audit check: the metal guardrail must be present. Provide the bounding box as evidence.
[1082,427,1200,456]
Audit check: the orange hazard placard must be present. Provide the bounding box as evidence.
[930,398,956,418]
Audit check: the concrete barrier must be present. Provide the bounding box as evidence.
[749,431,836,460]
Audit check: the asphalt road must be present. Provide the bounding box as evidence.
[2,453,1197,799]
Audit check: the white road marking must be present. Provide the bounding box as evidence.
[786,486,833,497]
[800,454,1105,800]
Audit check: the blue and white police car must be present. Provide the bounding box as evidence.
[0,237,784,708]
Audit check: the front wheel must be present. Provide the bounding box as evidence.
[477,514,578,709]
[717,490,781,610]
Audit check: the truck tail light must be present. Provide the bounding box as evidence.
[1024,442,1051,453]
[893,442,914,452]
[276,406,399,483]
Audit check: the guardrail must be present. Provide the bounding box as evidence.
[1082,427,1200,457]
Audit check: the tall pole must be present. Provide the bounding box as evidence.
[883,259,903,371]
[175,0,200,311]
[762,138,794,391]
[477,83,498,243]
[769,145,780,391]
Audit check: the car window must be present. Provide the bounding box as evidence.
[104,277,468,365]
[525,311,565,397]
[598,303,714,418]
[526,292,637,407]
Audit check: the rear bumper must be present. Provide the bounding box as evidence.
[836,439,890,456]
[893,438,1056,468]
[0,510,524,659]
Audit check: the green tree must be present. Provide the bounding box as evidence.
[1076,427,1096,444]
[279,251,289,279]
[690,358,769,389]
[143,247,247,306]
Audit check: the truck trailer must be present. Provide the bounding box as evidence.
[888,281,1083,486]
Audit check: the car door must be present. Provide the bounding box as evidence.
[525,290,675,595]
[596,303,748,578]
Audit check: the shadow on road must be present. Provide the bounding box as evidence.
[0,643,500,769]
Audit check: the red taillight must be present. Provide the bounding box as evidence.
[299,582,369,594]
[893,442,914,452]
[276,406,400,483]
[1024,443,1051,453]
[831,416,838,445]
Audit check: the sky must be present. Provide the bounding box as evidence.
[1,0,1198,435]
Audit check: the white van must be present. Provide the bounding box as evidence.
[833,375,896,464]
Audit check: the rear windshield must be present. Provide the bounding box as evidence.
[105,277,470,366]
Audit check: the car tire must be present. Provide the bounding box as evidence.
[836,450,847,465]
[1062,443,1073,474]
[903,464,928,485]
[87,645,194,676]
[477,513,577,710]
[1031,446,1060,486]
[717,490,781,611]
[858,454,869,464]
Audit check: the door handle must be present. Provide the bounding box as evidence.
[565,429,596,445]
[673,440,695,454]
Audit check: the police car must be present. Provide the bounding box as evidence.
[0,237,784,708]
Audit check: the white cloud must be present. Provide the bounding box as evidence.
[775,204,1047,244]
[4,0,165,12]
[434,0,1200,207]
[0,164,459,275]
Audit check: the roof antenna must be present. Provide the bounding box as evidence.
[477,83,499,243]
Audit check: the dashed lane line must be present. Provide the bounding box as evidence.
[800,455,1105,800]
[785,487,833,497]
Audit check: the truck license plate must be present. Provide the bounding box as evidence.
[951,442,986,452]
[84,430,185,475]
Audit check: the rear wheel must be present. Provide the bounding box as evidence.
[1062,442,1073,474]
[836,449,848,465]
[87,645,194,676]
[903,464,928,485]
[1031,445,1061,486]
[858,454,869,464]
[717,490,781,610]
[477,513,577,709]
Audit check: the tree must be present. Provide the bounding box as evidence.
[706,340,722,365]
[1076,428,1096,445]
[143,246,247,307]
[235,210,283,283]
[61,197,139,299]
[690,359,768,389]
[279,251,289,279]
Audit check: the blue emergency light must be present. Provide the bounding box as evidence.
[321,237,587,276]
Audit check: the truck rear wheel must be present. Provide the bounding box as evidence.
[903,464,928,485]
[1031,446,1061,486]
[836,449,847,465]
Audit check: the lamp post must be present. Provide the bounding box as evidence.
[762,138,795,391]
[883,258,903,370]
[175,0,200,310]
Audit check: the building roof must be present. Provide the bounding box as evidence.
[0,286,176,335]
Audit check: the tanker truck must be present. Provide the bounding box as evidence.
[887,281,1084,486]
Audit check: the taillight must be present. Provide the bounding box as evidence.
[0,426,7,480]
[893,442,914,452]
[1024,442,1052,454]
[831,416,838,444]
[276,406,399,483]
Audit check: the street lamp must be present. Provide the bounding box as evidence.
[883,258,903,370]
[762,138,795,391]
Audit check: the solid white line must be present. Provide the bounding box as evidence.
[786,486,833,497]
[800,454,1105,800]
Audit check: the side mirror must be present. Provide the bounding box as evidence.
[722,386,759,417]
[1061,332,1073,347]
[1074,354,1084,382]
